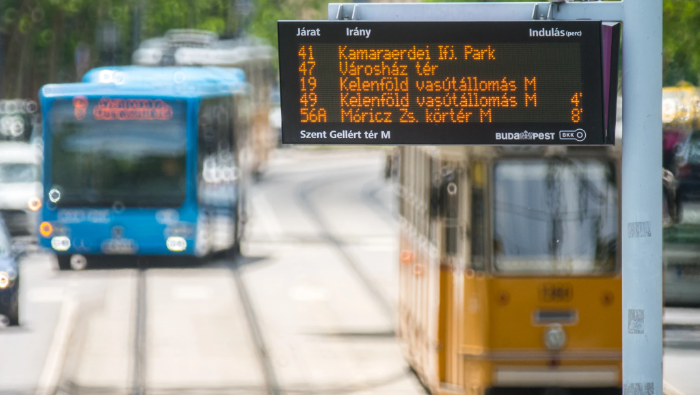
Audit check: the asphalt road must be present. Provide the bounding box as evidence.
[1,148,699,395]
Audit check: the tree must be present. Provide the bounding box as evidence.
[2,0,700,101]
[663,0,700,86]
[0,0,231,100]
[248,0,327,49]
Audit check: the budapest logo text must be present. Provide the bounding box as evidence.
[495,131,555,141]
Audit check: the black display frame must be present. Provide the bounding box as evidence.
[278,20,618,145]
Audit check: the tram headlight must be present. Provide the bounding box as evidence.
[51,236,71,251]
[543,324,567,351]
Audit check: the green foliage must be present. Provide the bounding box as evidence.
[2,0,700,101]
[420,0,700,86]
[0,0,232,100]
[141,0,230,37]
[663,0,700,86]
[249,0,327,48]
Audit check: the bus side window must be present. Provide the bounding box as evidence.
[470,161,487,271]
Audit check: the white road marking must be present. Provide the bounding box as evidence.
[34,296,78,395]
[27,287,65,303]
[289,285,329,302]
[356,245,395,252]
[171,286,213,301]
[664,380,686,395]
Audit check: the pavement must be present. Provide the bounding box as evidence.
[0,147,698,395]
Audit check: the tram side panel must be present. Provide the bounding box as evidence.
[398,146,443,392]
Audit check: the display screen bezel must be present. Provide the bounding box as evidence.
[278,20,615,145]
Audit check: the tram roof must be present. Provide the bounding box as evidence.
[41,66,247,100]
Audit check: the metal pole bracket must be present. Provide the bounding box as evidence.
[336,4,359,20]
[532,2,555,20]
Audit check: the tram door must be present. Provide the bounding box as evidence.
[436,158,467,390]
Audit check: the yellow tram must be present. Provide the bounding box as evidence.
[396,144,622,394]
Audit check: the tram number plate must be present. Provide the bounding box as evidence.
[539,283,573,303]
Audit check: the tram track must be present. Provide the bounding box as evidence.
[127,255,279,395]
[132,264,147,395]
[128,258,280,395]
[52,160,409,395]
[293,170,430,394]
[229,256,281,395]
[295,172,395,324]
[360,179,397,226]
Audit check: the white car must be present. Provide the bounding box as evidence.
[0,143,42,237]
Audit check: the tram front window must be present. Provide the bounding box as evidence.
[493,159,617,274]
[50,99,187,208]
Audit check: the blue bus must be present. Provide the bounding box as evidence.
[38,67,250,269]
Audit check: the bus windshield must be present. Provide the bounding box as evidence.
[50,98,187,208]
[493,158,617,274]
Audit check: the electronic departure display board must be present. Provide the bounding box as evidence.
[278,21,620,145]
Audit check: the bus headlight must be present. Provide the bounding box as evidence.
[543,324,567,350]
[0,272,10,289]
[51,236,71,251]
[166,237,187,252]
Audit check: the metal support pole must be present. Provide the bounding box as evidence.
[621,0,663,393]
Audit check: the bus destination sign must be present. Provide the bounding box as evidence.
[278,21,619,145]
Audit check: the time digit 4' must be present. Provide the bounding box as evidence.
[571,92,583,123]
